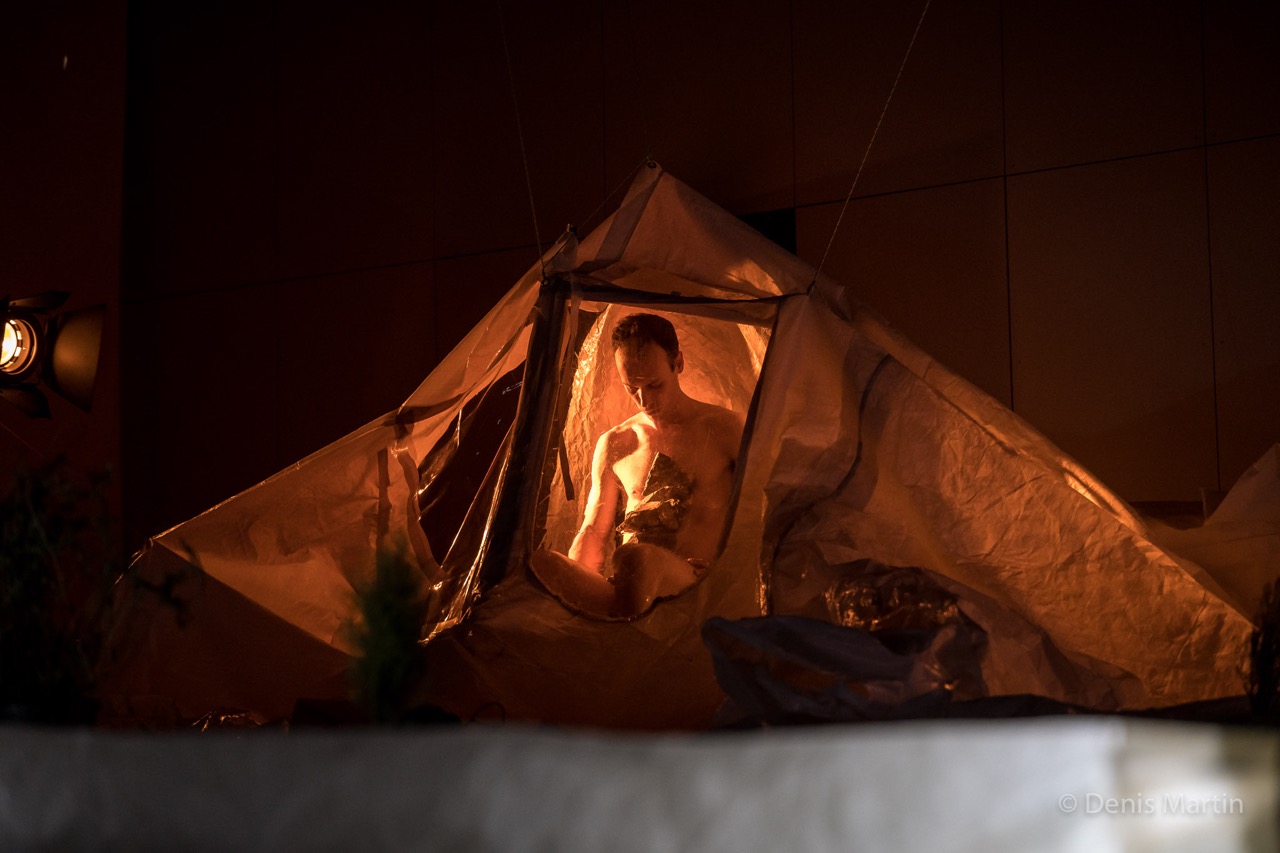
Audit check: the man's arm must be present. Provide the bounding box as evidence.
[568,432,621,573]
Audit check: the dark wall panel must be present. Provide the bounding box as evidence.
[276,2,435,280]
[794,0,1003,205]
[1008,151,1217,501]
[274,263,437,463]
[122,285,282,549]
[1204,2,1280,144]
[432,1,605,259]
[602,0,794,214]
[796,179,1012,407]
[1004,0,1203,173]
[127,3,281,299]
[1208,137,1280,487]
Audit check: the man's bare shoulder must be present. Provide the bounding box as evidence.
[597,421,642,459]
[695,401,745,435]
[691,402,743,460]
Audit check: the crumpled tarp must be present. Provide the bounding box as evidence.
[748,286,1252,710]
[702,610,979,725]
[110,164,1258,726]
[1147,444,1280,617]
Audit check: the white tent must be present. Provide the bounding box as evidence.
[107,164,1256,728]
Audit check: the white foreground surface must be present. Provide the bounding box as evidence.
[1,717,1276,852]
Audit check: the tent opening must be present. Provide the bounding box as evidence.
[528,299,770,620]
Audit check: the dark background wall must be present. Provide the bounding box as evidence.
[0,1,125,510]
[3,1,1277,554]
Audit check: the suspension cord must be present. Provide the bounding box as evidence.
[575,154,652,236]
[810,0,933,288]
[496,0,546,278]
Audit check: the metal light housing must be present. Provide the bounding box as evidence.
[0,291,105,419]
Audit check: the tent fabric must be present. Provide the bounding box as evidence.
[108,164,1256,727]
[751,288,1250,709]
[1146,445,1280,618]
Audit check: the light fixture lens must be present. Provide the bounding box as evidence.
[1,318,37,375]
[1,321,16,365]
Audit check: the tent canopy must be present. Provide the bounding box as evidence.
[109,164,1258,728]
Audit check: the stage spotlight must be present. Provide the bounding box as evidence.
[2,316,40,376]
[0,291,105,419]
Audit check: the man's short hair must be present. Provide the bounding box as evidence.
[611,313,680,361]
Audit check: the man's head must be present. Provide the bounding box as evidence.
[611,313,680,363]
[611,313,685,420]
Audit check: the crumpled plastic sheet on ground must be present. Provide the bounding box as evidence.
[702,602,986,726]
[824,559,989,697]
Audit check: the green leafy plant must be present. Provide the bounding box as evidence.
[349,540,430,725]
[0,458,121,722]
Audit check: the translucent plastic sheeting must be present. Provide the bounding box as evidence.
[415,363,523,635]
[106,249,546,721]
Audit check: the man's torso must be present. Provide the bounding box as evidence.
[604,402,740,561]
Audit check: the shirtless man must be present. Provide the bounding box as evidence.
[531,313,744,619]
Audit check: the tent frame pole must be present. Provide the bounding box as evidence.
[479,276,568,589]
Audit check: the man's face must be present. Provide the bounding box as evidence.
[615,341,682,420]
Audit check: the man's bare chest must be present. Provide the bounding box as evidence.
[611,423,721,504]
